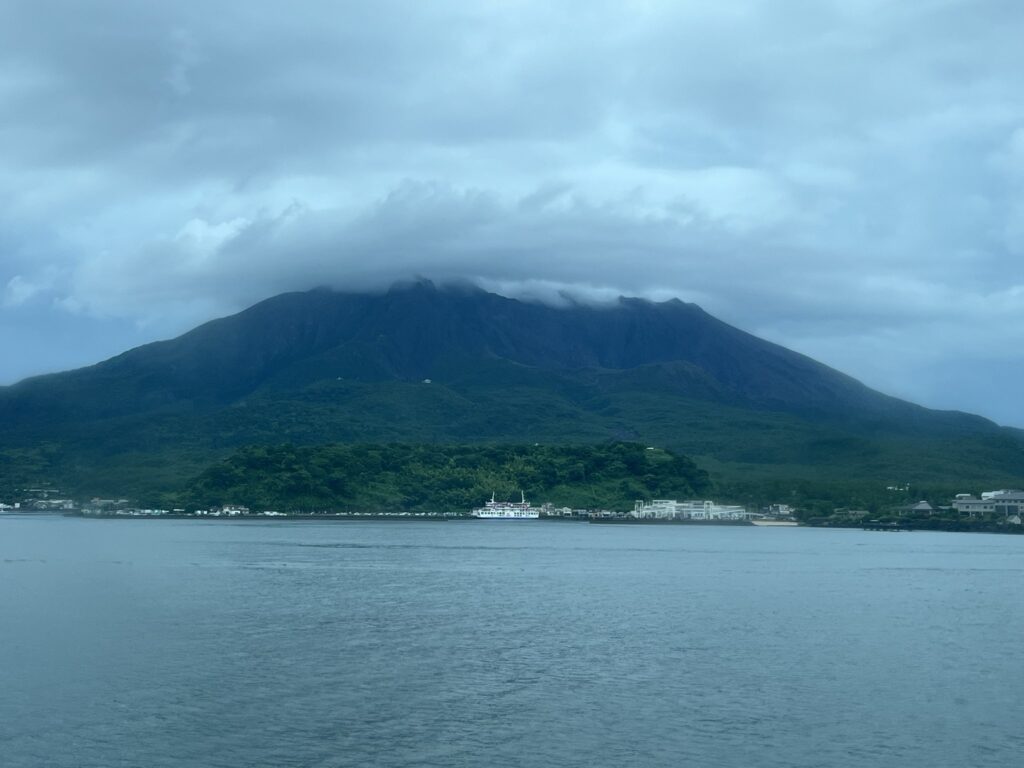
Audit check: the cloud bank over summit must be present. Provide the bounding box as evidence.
[2,0,1024,425]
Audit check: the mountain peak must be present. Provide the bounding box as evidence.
[0,282,955,420]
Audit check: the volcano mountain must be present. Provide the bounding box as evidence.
[2,280,1021,498]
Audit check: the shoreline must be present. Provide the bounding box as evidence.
[4,511,1018,535]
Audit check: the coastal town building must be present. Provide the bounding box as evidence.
[981,490,1020,500]
[898,500,935,515]
[632,499,751,521]
[27,498,76,510]
[952,490,1024,517]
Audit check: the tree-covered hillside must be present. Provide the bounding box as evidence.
[181,442,711,513]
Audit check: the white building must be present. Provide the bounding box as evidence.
[981,489,1022,500]
[953,491,1024,517]
[632,499,752,521]
[632,499,684,519]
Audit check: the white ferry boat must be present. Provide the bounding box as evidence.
[471,492,539,519]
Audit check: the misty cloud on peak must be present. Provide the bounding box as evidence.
[2,0,1023,425]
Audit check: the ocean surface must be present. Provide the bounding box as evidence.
[1,515,1022,767]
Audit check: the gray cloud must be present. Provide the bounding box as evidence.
[2,0,1024,425]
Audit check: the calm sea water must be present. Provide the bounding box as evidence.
[1,515,1022,767]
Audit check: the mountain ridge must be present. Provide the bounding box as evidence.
[1,281,1021,497]
[1,281,994,423]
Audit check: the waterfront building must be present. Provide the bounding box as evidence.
[981,489,1022,500]
[632,499,752,521]
[952,491,1024,517]
[632,499,683,519]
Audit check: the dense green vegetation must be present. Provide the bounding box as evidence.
[711,473,962,517]
[0,444,62,497]
[4,370,1023,502]
[178,442,711,513]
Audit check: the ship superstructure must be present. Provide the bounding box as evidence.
[471,492,539,519]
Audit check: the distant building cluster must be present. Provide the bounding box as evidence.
[631,499,753,521]
[880,489,1024,526]
[951,490,1024,522]
[2,488,787,523]
[0,487,75,511]
[539,504,616,519]
[9,480,1022,529]
[79,505,289,518]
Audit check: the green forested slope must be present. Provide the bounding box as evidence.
[180,442,711,513]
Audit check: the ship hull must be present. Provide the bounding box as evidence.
[471,512,540,519]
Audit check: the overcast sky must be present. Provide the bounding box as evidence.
[3,0,1023,425]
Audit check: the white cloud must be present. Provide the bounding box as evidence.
[2,0,1024,424]
[3,268,62,307]
[165,28,201,97]
[4,275,44,307]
